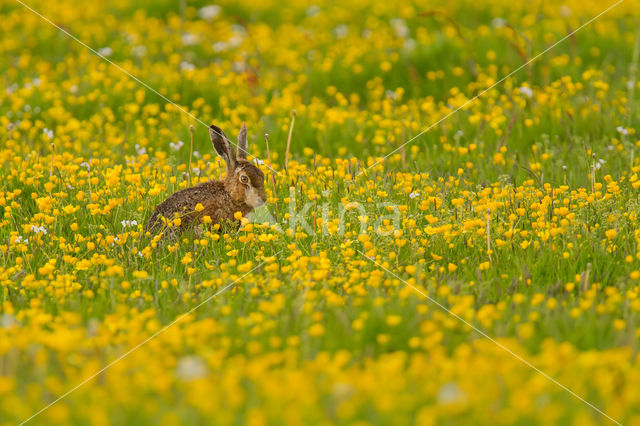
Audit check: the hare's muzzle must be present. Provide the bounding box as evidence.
[246,186,266,208]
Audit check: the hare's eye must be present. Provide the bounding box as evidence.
[240,175,249,184]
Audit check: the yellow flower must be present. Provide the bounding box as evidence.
[308,323,325,337]
[132,270,148,279]
[237,261,253,273]
[613,319,626,330]
[518,322,535,339]
[385,315,402,326]
[376,334,390,344]
[62,205,76,214]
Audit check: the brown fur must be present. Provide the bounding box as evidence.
[146,124,266,235]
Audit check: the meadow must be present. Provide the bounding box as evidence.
[2,0,640,424]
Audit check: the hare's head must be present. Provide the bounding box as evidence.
[209,124,266,208]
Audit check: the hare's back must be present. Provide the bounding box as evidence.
[147,180,225,230]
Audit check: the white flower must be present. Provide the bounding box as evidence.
[409,191,420,199]
[31,225,47,235]
[306,5,320,17]
[231,24,246,35]
[6,83,18,95]
[170,140,184,151]
[121,220,138,228]
[0,314,17,329]
[198,5,221,21]
[491,18,507,28]
[179,62,196,71]
[385,90,398,100]
[125,32,139,44]
[228,35,244,48]
[98,47,113,57]
[333,24,348,39]
[390,18,409,39]
[135,144,147,155]
[13,235,27,244]
[213,41,229,52]
[437,382,467,404]
[175,356,208,381]
[519,86,534,98]
[254,158,265,165]
[43,128,54,140]
[616,126,629,136]
[232,61,246,73]
[402,39,417,52]
[181,33,199,46]
[193,151,201,158]
[132,45,147,58]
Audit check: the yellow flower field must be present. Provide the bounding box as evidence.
[2,0,640,424]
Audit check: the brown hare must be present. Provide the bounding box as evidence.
[146,124,266,235]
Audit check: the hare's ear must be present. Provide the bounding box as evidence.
[237,124,248,160]
[209,124,236,170]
